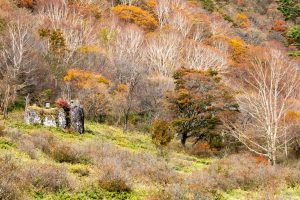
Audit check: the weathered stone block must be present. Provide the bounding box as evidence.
[70,100,84,134]
[25,108,42,125]
[58,108,67,129]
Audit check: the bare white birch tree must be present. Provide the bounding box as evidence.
[168,11,193,38]
[0,20,34,118]
[144,30,183,76]
[185,42,228,72]
[229,48,300,165]
[110,25,145,131]
[119,0,139,5]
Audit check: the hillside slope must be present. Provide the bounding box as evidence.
[1,112,300,199]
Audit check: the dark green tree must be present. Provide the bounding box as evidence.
[166,68,238,148]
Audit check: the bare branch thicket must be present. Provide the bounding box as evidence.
[185,42,228,72]
[144,31,183,77]
[0,20,35,117]
[210,15,233,37]
[228,49,300,165]
[155,0,187,28]
[168,11,193,38]
[210,37,230,56]
[119,0,140,5]
[38,0,98,65]
[110,25,145,131]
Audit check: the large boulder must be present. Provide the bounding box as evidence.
[70,100,84,134]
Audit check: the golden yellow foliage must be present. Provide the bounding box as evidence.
[112,5,158,30]
[64,69,109,89]
[145,0,157,10]
[77,45,103,53]
[229,38,247,63]
[234,13,250,28]
[115,84,129,93]
[284,111,300,123]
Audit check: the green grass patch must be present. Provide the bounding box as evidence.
[0,137,15,149]
[32,186,140,200]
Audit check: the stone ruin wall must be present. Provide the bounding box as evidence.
[24,106,67,128]
[24,102,85,134]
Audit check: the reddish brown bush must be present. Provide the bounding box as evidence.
[271,19,287,32]
[55,98,70,110]
[188,142,218,157]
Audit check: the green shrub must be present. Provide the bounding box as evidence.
[33,186,137,200]
[289,50,300,57]
[199,0,215,12]
[0,138,15,149]
[287,25,300,49]
[277,0,300,20]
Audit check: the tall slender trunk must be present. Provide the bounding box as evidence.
[3,85,10,119]
[181,132,188,148]
[123,111,129,133]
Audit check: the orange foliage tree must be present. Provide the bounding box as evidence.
[166,68,239,147]
[64,69,110,121]
[112,5,158,30]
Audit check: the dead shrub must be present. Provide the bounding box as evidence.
[284,168,300,188]
[30,131,57,155]
[29,131,90,164]
[52,142,91,164]
[0,124,6,136]
[97,158,132,192]
[0,155,25,200]
[18,135,37,159]
[87,141,177,185]
[187,154,285,198]
[24,163,75,192]
[149,183,190,200]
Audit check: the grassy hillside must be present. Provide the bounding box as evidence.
[0,111,214,199]
[1,111,300,200]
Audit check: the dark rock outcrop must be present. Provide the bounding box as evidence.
[70,100,84,134]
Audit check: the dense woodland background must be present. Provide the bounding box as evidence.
[0,0,300,199]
